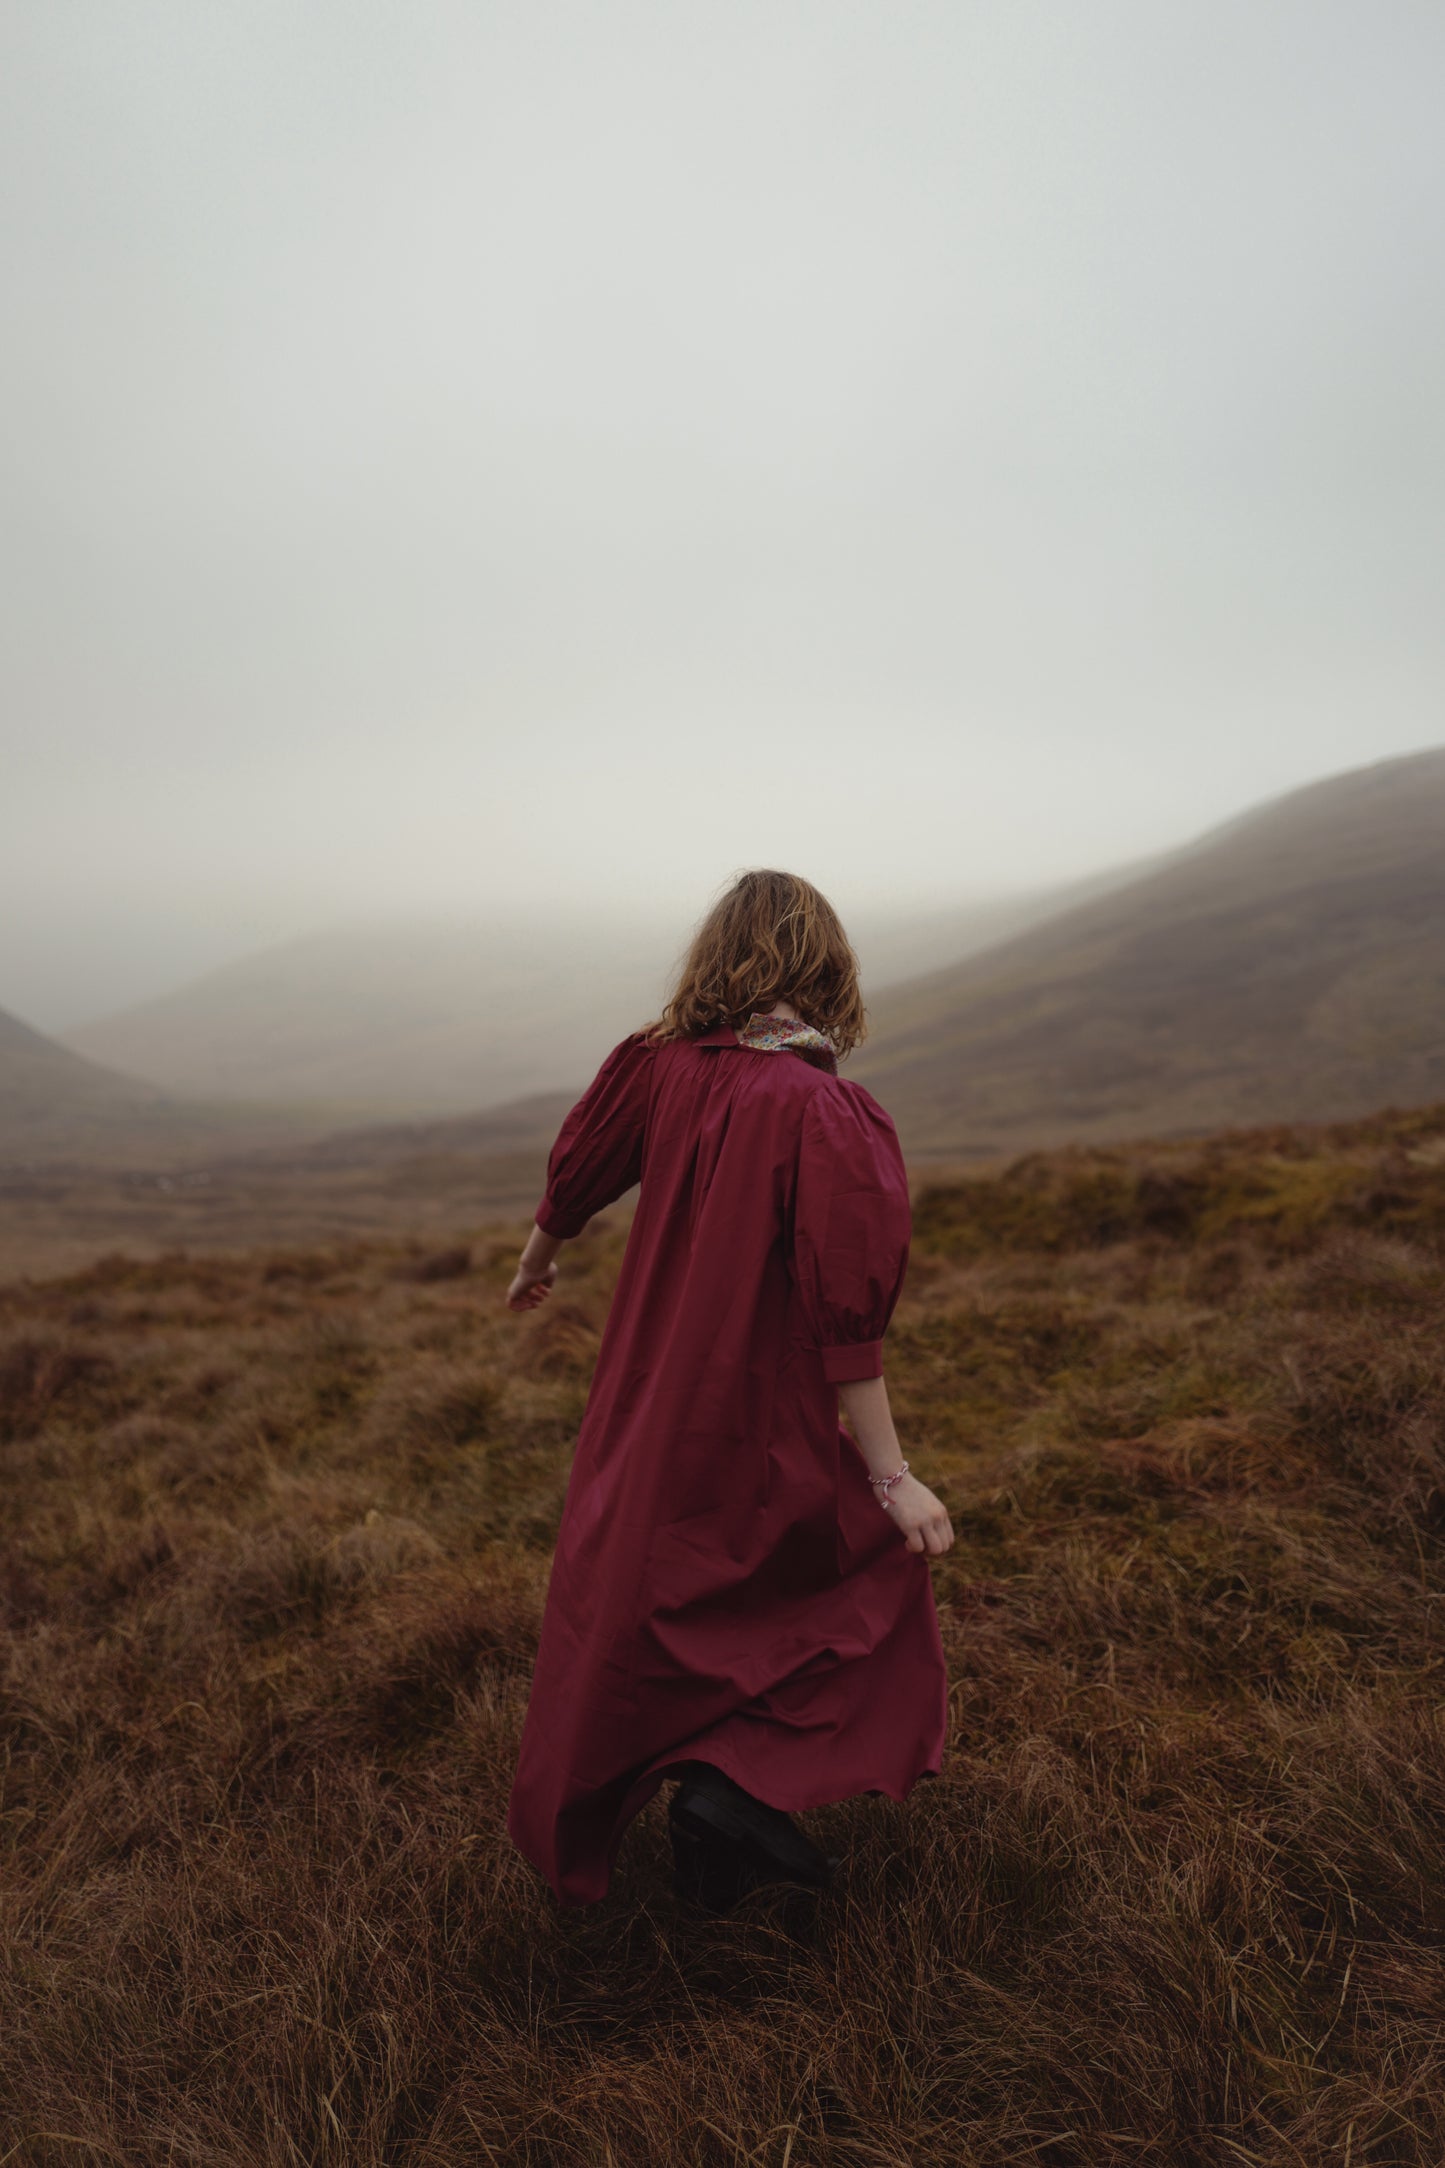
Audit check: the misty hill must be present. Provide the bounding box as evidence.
[0,1003,171,1160]
[59,885,1128,1118]
[849,748,1445,1151]
[61,920,681,1117]
[0,1004,353,1170]
[852,860,1160,990]
[263,1088,578,1170]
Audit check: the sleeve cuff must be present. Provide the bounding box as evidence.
[534,1195,588,1240]
[818,1339,884,1383]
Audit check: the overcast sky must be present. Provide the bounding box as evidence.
[3,0,1443,1030]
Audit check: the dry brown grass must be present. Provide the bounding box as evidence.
[4,1108,1445,2164]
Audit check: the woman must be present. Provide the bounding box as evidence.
[504,869,953,1911]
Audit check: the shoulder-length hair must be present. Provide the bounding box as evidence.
[640,869,868,1057]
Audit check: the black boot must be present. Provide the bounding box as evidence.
[668,1811,758,1914]
[668,1764,838,1910]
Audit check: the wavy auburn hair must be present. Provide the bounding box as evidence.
[640,870,867,1057]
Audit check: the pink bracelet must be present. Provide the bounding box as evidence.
[868,1461,909,1507]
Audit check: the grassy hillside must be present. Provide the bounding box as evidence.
[852,747,1445,1152]
[4,1102,1445,2160]
[0,1088,574,1279]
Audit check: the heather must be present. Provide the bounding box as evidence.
[3,1105,1445,2164]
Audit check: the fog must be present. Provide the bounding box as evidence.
[3,1,1442,1030]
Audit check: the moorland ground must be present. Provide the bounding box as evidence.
[4,1106,1445,2164]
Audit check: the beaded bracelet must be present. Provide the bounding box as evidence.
[868,1461,909,1508]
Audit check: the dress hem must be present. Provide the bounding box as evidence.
[542,1749,944,1910]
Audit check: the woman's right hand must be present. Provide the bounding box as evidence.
[506,1261,558,1311]
[883,1473,954,1556]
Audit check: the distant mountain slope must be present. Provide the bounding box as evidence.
[62,919,683,1116]
[0,1003,352,1167]
[0,1003,168,1158]
[60,882,1133,1117]
[850,748,1445,1151]
[219,1086,578,1172]
[853,858,1161,989]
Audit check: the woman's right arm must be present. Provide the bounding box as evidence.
[506,1223,563,1310]
[838,1374,955,1556]
[505,1032,656,1315]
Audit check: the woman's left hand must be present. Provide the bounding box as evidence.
[882,1473,955,1556]
[506,1262,558,1311]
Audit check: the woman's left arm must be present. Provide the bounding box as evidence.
[788,1082,912,1384]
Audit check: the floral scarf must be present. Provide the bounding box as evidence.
[734,1011,839,1076]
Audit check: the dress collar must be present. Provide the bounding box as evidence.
[692,1014,839,1075]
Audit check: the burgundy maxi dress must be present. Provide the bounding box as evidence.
[505,1017,949,1906]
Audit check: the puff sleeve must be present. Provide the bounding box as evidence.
[534,1031,657,1239]
[788,1081,912,1383]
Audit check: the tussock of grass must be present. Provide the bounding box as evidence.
[2,1110,1445,2161]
